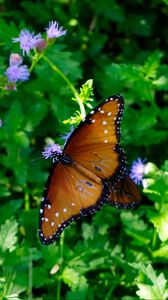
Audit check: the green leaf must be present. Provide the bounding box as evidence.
[148,204,168,241]
[63,268,89,300]
[62,267,80,289]
[136,282,168,300]
[63,110,82,125]
[19,210,38,245]
[0,218,18,254]
[0,200,22,225]
[131,263,168,300]
[143,51,162,80]
[120,211,151,245]
[153,244,168,259]
[0,19,19,47]
[77,79,94,107]
[81,223,95,241]
[5,100,23,133]
[47,46,82,81]
[65,280,89,300]
[14,131,29,148]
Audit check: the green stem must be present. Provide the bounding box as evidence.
[24,189,30,211]
[28,249,33,300]
[152,228,157,250]
[29,52,44,74]
[56,232,65,300]
[43,55,86,118]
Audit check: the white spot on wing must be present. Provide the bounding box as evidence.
[102,121,107,125]
[107,112,112,116]
[55,212,59,217]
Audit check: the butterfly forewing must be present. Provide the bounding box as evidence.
[64,95,126,181]
[39,163,108,245]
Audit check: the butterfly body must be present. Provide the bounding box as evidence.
[39,94,141,245]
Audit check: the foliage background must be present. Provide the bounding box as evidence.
[0,0,168,299]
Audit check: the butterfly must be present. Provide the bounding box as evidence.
[39,94,141,245]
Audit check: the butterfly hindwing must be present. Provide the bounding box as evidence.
[108,175,141,209]
[39,163,109,245]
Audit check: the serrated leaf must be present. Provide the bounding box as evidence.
[63,111,82,125]
[148,204,168,241]
[136,282,168,300]
[143,51,162,80]
[62,267,80,289]
[0,218,18,253]
[131,263,168,300]
[136,272,168,300]
[78,79,94,106]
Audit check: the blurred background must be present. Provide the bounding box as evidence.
[0,1,168,299]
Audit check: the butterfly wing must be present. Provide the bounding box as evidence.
[39,163,108,245]
[108,175,141,209]
[64,95,126,182]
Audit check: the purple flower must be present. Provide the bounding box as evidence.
[13,29,41,55]
[46,21,67,39]
[5,64,29,83]
[61,126,74,144]
[42,143,62,159]
[130,158,146,185]
[9,53,23,66]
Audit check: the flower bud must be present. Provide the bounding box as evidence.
[35,38,47,52]
[9,53,23,66]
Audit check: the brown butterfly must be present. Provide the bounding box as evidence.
[39,94,141,245]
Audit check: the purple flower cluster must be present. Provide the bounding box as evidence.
[12,21,67,56]
[42,143,62,159]
[13,29,41,56]
[46,21,67,39]
[130,158,146,185]
[5,53,29,86]
[4,21,67,90]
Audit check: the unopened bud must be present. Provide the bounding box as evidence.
[9,53,23,66]
[35,39,47,52]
